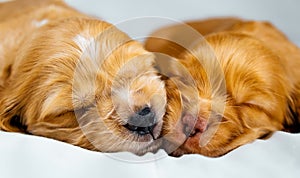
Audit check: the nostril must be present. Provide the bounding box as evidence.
[138,106,151,116]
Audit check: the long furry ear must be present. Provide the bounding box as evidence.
[284,85,300,133]
[0,88,27,133]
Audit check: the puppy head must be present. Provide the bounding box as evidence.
[158,33,290,157]
[0,18,166,155]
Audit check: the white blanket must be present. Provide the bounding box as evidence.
[0,131,299,178]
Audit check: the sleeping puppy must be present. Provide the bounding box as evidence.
[145,18,300,157]
[0,0,166,155]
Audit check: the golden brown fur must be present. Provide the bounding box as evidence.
[0,0,166,155]
[145,18,300,157]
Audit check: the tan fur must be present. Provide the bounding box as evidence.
[0,0,166,155]
[145,18,300,157]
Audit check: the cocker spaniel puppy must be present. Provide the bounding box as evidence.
[145,18,300,157]
[0,0,166,155]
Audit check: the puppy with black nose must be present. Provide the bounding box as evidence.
[0,0,166,155]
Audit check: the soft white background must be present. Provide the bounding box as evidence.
[1,0,300,178]
[64,0,300,44]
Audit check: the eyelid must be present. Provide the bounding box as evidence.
[74,104,95,118]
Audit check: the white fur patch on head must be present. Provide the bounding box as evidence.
[73,26,131,66]
[73,34,98,60]
[71,30,132,103]
[73,34,89,50]
[72,34,100,109]
[32,19,49,27]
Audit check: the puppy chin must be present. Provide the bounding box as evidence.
[131,123,164,155]
[86,117,164,155]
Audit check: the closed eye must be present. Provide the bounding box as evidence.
[73,105,94,118]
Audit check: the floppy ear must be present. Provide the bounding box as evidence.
[284,85,300,133]
[0,68,35,133]
[0,89,27,133]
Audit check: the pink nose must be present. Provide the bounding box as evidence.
[182,114,207,137]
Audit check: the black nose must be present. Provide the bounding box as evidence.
[124,106,156,137]
[138,106,151,116]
